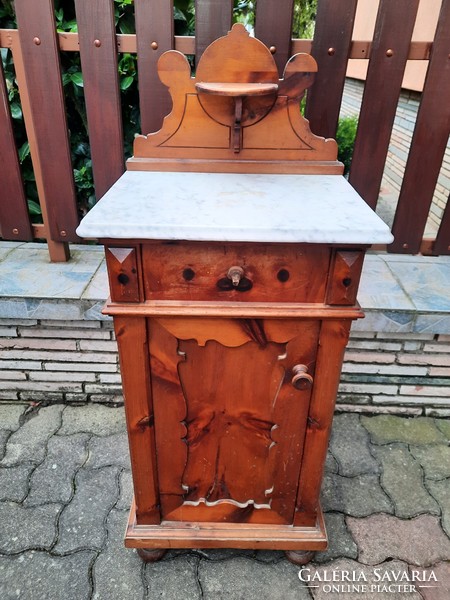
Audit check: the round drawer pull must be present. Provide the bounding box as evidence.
[117,273,130,285]
[227,266,245,287]
[291,364,314,390]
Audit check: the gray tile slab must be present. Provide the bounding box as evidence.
[352,309,414,333]
[82,259,109,301]
[0,246,103,299]
[358,254,414,310]
[386,260,450,312]
[59,405,125,436]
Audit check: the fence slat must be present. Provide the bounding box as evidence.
[254,0,294,74]
[74,0,124,200]
[14,0,79,243]
[305,0,357,139]
[0,58,33,241]
[195,0,233,64]
[135,0,174,135]
[389,0,450,254]
[349,0,419,210]
[434,192,450,255]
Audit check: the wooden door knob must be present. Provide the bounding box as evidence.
[227,266,245,287]
[291,364,314,390]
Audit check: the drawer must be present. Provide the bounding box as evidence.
[142,242,331,303]
[326,249,364,305]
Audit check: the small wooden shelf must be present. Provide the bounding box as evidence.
[195,82,278,97]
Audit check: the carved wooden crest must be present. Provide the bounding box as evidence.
[128,24,342,174]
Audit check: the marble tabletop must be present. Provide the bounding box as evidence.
[76,171,394,245]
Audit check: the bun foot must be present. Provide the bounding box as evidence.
[285,549,315,565]
[137,548,167,562]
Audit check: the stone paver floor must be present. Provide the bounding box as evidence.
[0,403,449,599]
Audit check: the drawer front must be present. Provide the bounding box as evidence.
[326,249,364,305]
[142,242,330,303]
[105,246,141,302]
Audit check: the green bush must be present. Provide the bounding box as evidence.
[336,115,358,175]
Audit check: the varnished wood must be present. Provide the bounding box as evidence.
[137,548,166,563]
[113,317,160,524]
[285,550,315,566]
[305,0,358,139]
[14,0,80,243]
[125,496,327,550]
[134,0,174,134]
[74,0,124,199]
[294,320,352,527]
[105,246,141,303]
[100,24,370,559]
[132,24,340,173]
[0,58,33,241]
[326,250,364,306]
[149,318,319,525]
[103,300,364,320]
[349,0,420,210]
[389,0,450,254]
[141,242,330,304]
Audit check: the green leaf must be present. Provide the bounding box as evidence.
[18,142,30,163]
[70,72,84,87]
[10,102,22,120]
[120,76,134,91]
[27,199,42,216]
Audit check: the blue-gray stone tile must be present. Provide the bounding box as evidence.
[82,260,109,301]
[414,313,450,334]
[0,246,103,299]
[386,259,450,312]
[358,254,414,310]
[352,310,414,333]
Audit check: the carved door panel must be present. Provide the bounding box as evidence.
[148,317,320,525]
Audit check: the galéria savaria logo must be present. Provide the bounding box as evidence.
[298,567,440,594]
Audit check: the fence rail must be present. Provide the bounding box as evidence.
[0,0,449,261]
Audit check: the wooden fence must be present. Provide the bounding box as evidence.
[0,0,449,261]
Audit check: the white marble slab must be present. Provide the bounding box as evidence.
[76,171,394,244]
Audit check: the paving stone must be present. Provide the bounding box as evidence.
[418,561,450,600]
[410,444,450,480]
[116,469,133,510]
[25,433,89,506]
[321,473,393,517]
[54,465,119,553]
[308,558,423,600]
[372,444,440,518]
[198,555,312,600]
[315,513,358,563]
[0,404,26,431]
[329,413,379,476]
[325,450,338,473]
[347,514,450,566]
[0,550,95,600]
[0,405,64,466]
[0,463,34,502]
[435,419,450,441]
[0,430,10,461]
[86,432,130,469]
[0,430,12,461]
[92,509,144,600]
[426,479,450,538]
[58,404,125,436]
[361,415,446,445]
[0,502,61,553]
[145,554,201,600]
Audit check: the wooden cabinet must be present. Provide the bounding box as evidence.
[77,25,393,564]
[102,240,366,563]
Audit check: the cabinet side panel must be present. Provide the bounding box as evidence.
[294,319,351,527]
[114,316,160,524]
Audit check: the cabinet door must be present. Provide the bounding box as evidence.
[148,317,320,525]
